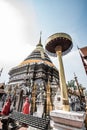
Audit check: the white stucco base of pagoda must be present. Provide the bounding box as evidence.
[50,110,86,130]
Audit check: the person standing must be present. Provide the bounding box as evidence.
[22,97,30,114]
[0,97,11,116]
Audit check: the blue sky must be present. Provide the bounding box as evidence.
[34,0,87,48]
[0,0,87,88]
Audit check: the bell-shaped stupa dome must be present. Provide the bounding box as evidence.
[9,35,59,87]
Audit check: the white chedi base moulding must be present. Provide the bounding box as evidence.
[50,110,86,130]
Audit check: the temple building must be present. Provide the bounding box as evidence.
[79,46,87,75]
[7,36,59,117]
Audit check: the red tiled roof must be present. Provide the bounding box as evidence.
[0,83,5,89]
[80,46,87,57]
[79,46,87,75]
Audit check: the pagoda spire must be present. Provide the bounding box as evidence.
[36,31,43,47]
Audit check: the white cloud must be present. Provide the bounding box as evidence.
[0,0,38,83]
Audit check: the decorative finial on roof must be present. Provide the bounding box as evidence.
[36,31,43,47]
[77,45,79,50]
[74,73,78,80]
[74,72,76,77]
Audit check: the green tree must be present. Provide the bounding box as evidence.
[67,80,76,90]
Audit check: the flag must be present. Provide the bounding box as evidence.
[78,46,87,75]
[0,68,3,76]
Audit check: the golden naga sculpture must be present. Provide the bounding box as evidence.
[46,80,53,115]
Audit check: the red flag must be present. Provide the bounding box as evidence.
[78,46,87,75]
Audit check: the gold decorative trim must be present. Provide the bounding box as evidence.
[46,33,72,44]
[19,59,54,67]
